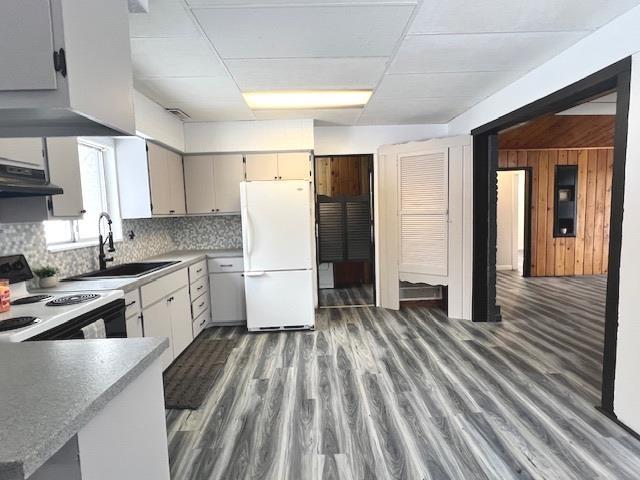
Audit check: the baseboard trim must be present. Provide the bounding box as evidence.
[596,406,640,441]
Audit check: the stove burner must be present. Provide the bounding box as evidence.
[46,293,101,306]
[11,295,53,305]
[0,316,38,332]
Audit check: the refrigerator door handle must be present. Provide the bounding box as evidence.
[244,271,265,277]
[243,206,253,269]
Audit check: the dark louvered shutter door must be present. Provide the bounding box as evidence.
[346,199,371,261]
[318,201,344,262]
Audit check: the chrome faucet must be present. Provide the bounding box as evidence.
[98,212,115,270]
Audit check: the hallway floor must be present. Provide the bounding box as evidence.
[319,285,374,307]
[167,274,640,479]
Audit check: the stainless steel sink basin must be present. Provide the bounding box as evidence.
[64,261,179,280]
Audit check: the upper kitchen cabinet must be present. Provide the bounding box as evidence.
[184,154,244,214]
[0,0,135,138]
[115,137,186,218]
[46,137,84,218]
[245,152,311,181]
[0,138,44,168]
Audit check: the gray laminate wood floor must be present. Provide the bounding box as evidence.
[319,285,375,307]
[167,272,640,479]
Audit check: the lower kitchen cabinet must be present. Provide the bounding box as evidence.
[168,287,192,358]
[142,300,175,370]
[210,272,246,324]
[125,313,144,338]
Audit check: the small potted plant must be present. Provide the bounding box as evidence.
[33,266,59,289]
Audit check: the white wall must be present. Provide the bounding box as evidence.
[184,119,314,153]
[614,52,640,433]
[314,124,448,156]
[496,171,519,271]
[133,90,185,152]
[448,5,640,135]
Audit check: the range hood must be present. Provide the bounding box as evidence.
[0,163,63,198]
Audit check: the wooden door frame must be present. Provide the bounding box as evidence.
[496,167,533,277]
[471,57,632,417]
[313,154,376,305]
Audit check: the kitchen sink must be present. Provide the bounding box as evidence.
[64,261,179,280]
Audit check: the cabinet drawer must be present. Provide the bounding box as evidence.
[192,309,210,338]
[141,268,189,307]
[190,276,208,301]
[208,256,244,273]
[191,294,209,319]
[189,260,207,283]
[124,289,141,318]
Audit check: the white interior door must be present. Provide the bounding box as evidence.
[277,152,311,180]
[47,137,84,218]
[241,181,312,271]
[0,0,57,91]
[244,270,314,330]
[245,153,278,181]
[184,155,215,214]
[213,154,244,212]
[398,149,449,277]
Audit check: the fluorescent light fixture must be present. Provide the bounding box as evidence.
[243,90,372,110]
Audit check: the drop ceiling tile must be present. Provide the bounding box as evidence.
[388,31,589,74]
[409,0,640,34]
[129,0,199,37]
[183,102,256,121]
[226,57,388,91]
[131,37,227,78]
[376,71,522,100]
[135,76,243,103]
[359,97,474,124]
[253,108,362,125]
[193,5,415,59]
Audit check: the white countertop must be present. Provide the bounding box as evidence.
[46,248,243,293]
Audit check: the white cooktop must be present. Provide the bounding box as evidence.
[0,282,124,342]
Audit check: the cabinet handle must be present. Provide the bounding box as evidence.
[167,296,174,302]
[199,301,205,308]
[199,318,206,327]
[125,300,137,308]
[274,176,277,179]
[169,210,175,214]
[79,209,87,214]
[196,268,203,273]
[219,264,233,268]
[197,285,204,291]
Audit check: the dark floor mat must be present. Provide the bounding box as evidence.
[163,332,236,410]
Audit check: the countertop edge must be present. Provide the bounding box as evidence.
[20,337,169,479]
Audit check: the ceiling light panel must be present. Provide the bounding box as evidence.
[243,90,372,110]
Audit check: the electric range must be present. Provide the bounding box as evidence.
[0,255,124,342]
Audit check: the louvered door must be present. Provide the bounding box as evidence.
[398,149,449,276]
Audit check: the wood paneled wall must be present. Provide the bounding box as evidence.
[499,148,613,277]
[316,155,371,197]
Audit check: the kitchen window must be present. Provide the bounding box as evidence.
[44,139,122,250]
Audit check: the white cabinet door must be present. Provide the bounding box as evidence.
[147,143,171,215]
[0,0,57,91]
[167,150,186,215]
[168,287,192,359]
[47,137,84,218]
[278,152,311,180]
[214,154,244,212]
[184,155,215,214]
[126,313,144,338]
[143,301,174,370]
[245,153,278,181]
[210,273,246,324]
[0,138,44,167]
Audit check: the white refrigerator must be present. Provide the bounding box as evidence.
[240,180,315,331]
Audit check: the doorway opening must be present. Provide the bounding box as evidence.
[314,154,375,307]
[473,57,631,417]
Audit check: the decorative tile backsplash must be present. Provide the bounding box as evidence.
[172,215,242,250]
[0,215,242,279]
